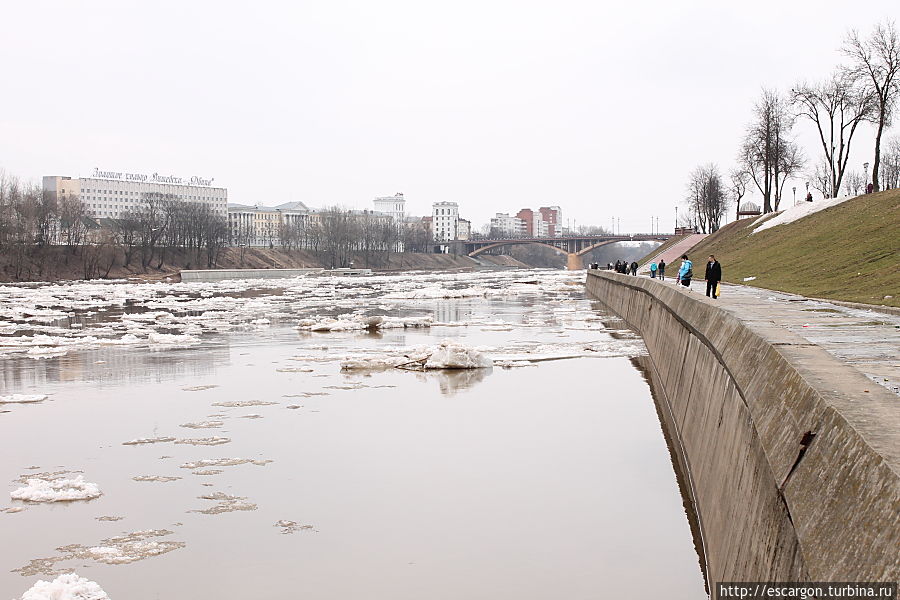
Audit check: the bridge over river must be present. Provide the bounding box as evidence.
[445,233,674,269]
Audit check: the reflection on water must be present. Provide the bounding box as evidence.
[1,270,707,599]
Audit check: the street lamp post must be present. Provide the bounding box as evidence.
[793,186,797,205]
[675,206,678,233]
[863,162,870,192]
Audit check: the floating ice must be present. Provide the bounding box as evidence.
[212,400,277,408]
[15,572,110,600]
[180,420,224,429]
[180,458,272,470]
[10,475,102,503]
[340,340,492,371]
[147,332,201,348]
[132,475,181,482]
[175,437,231,446]
[192,492,257,515]
[425,340,493,369]
[123,437,176,446]
[14,529,185,577]
[0,394,48,404]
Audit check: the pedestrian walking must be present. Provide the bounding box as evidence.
[650,262,658,278]
[630,261,638,276]
[704,254,721,299]
[677,254,693,288]
[658,259,666,281]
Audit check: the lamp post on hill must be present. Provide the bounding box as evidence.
[864,162,870,193]
[793,186,797,205]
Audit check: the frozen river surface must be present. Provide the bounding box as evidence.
[1,269,706,599]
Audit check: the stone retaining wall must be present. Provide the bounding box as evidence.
[585,270,899,584]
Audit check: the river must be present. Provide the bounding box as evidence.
[1,269,706,599]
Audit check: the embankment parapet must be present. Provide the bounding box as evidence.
[585,270,899,584]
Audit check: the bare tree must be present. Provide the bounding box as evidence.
[740,89,801,212]
[843,169,865,195]
[685,164,729,233]
[729,169,750,220]
[809,156,833,198]
[792,74,873,199]
[880,135,900,189]
[843,20,900,192]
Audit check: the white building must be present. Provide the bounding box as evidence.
[43,168,227,219]
[534,218,549,237]
[432,201,459,242]
[228,201,309,247]
[490,212,526,238]
[373,193,406,222]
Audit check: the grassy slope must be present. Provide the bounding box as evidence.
[670,190,900,307]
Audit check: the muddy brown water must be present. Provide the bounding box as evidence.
[1,271,706,599]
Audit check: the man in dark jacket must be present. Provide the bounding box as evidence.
[630,261,638,276]
[705,255,721,299]
[658,259,666,280]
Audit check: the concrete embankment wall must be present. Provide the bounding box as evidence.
[585,270,899,584]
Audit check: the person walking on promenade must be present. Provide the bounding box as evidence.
[677,254,693,288]
[705,254,721,299]
[650,262,658,278]
[630,261,638,276]
[658,259,666,281]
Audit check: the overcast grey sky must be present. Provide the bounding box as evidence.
[1,0,896,232]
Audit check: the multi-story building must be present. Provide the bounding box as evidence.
[539,206,562,236]
[534,218,550,237]
[228,201,309,247]
[432,202,459,242]
[457,218,471,241]
[43,168,227,219]
[515,208,535,235]
[373,193,406,222]
[490,213,526,238]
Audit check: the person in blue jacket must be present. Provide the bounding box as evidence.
[649,262,658,278]
[677,254,693,288]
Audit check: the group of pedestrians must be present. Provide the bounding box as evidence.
[614,254,723,300]
[612,259,639,275]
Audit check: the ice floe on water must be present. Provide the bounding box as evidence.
[10,476,102,503]
[174,437,231,446]
[296,314,433,332]
[179,458,272,470]
[15,572,110,600]
[191,492,257,515]
[132,475,181,482]
[122,437,176,446]
[275,520,315,534]
[212,400,277,408]
[340,339,492,371]
[14,529,185,576]
[0,394,48,404]
[180,420,224,429]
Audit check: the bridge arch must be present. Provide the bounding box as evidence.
[467,240,571,258]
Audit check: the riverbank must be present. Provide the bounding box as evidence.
[0,246,529,283]
[585,269,900,584]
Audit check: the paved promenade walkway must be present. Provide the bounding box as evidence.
[649,276,900,396]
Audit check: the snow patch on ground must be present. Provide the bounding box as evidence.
[15,572,110,600]
[752,195,854,234]
[10,476,102,503]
